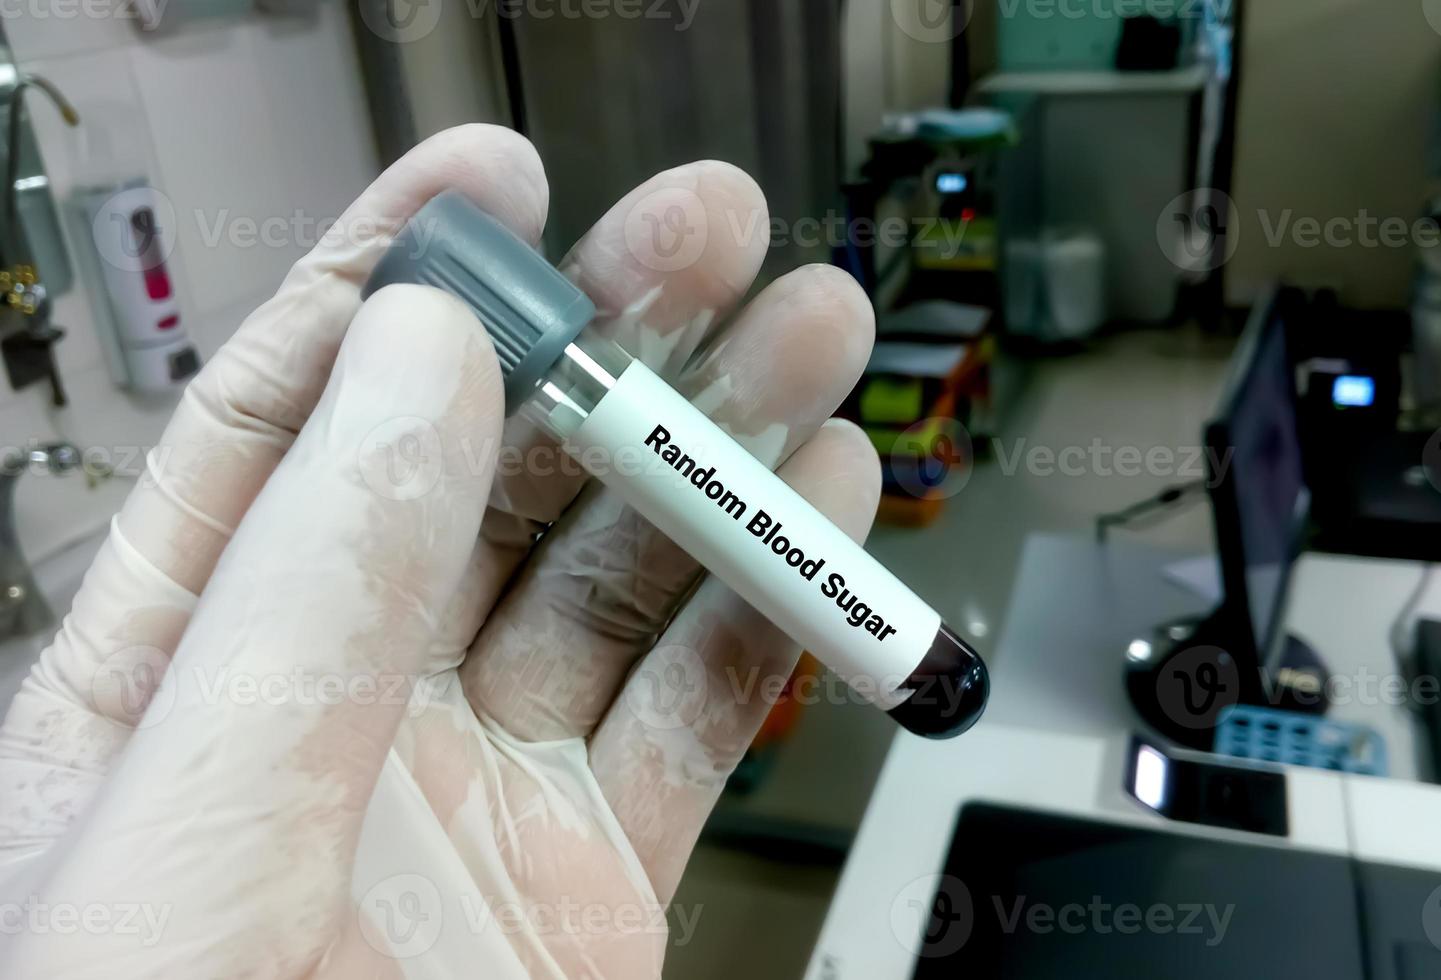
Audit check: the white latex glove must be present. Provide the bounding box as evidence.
[0,125,879,979]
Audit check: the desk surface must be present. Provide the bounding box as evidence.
[1284,551,1434,782]
[985,533,1433,779]
[805,532,1441,980]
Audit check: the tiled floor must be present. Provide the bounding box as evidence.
[664,324,1237,978]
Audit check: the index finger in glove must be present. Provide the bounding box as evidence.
[0,126,544,851]
[1,285,506,978]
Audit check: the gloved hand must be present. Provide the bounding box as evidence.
[0,124,879,979]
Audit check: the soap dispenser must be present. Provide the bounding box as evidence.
[74,178,199,393]
[66,109,199,395]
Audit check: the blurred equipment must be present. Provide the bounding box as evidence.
[845,300,991,527]
[1292,289,1441,560]
[811,530,1441,978]
[1213,705,1389,776]
[1115,15,1183,72]
[980,66,1212,324]
[1412,195,1441,407]
[842,108,1014,526]
[1094,479,1205,541]
[72,180,200,394]
[0,31,79,408]
[1127,287,1328,747]
[0,442,82,639]
[1415,617,1441,781]
[2,68,78,297]
[1003,227,1106,341]
[133,0,320,33]
[1125,735,1287,833]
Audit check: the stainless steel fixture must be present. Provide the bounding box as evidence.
[0,441,82,639]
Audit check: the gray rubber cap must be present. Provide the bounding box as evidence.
[362,190,596,415]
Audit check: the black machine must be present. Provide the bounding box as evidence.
[1293,290,1441,559]
[1127,287,1328,748]
[911,802,1441,979]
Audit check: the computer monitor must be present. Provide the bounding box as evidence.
[1204,287,1311,682]
[1126,288,1322,744]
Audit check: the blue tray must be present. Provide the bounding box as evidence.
[1213,705,1387,776]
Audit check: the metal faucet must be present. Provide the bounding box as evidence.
[4,72,80,228]
[0,440,81,638]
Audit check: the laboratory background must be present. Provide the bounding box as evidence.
[0,0,1438,978]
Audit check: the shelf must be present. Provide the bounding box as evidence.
[977,64,1211,97]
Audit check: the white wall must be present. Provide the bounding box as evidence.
[1227,0,1441,309]
[3,0,377,562]
[841,1,954,178]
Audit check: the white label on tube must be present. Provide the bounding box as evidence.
[570,362,940,710]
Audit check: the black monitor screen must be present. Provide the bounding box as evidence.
[912,803,1365,979]
[1208,299,1309,662]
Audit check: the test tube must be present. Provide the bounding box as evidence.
[364,191,988,738]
